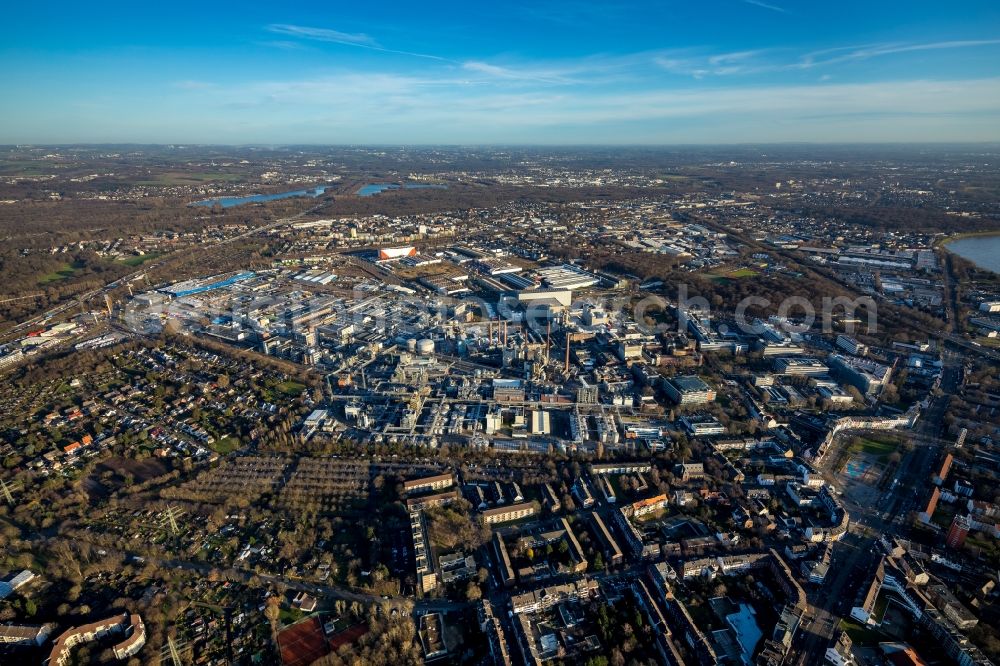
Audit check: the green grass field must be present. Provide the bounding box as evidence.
[210,436,240,455]
[279,607,306,625]
[38,262,81,285]
[859,436,898,457]
[276,380,307,396]
[706,267,759,283]
[839,619,883,646]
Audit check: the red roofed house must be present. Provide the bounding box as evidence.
[919,487,940,523]
[933,453,953,485]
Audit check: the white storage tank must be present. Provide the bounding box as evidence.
[406,338,417,352]
[417,338,435,355]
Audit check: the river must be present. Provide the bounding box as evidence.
[357,183,447,196]
[190,185,329,208]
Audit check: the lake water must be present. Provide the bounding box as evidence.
[190,185,329,208]
[357,182,447,196]
[946,234,1000,273]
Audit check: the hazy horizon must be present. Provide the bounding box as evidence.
[7,141,1000,150]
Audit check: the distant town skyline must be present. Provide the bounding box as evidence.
[2,0,1000,144]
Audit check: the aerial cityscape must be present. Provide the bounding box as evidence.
[3,3,1000,666]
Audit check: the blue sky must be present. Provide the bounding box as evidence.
[2,0,1000,144]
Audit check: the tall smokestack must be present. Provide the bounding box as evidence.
[546,321,551,362]
[564,333,571,374]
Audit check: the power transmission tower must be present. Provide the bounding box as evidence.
[161,505,185,535]
[0,478,21,506]
[160,635,192,666]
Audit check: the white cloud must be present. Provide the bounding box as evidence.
[17,27,1000,143]
[461,61,578,84]
[171,72,1000,142]
[708,50,768,66]
[266,24,375,45]
[653,39,1000,78]
[265,23,452,61]
[743,0,788,14]
[14,74,1000,143]
[796,39,1000,69]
